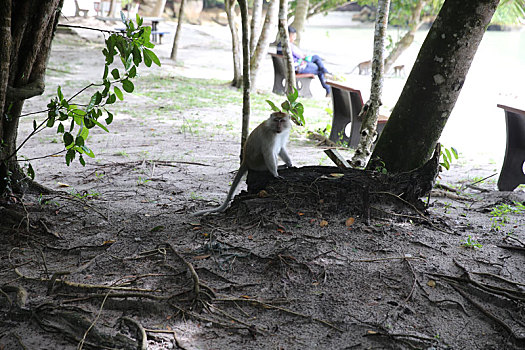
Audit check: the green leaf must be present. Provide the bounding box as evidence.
[103,65,109,80]
[57,123,64,134]
[81,145,95,158]
[132,45,142,66]
[111,68,120,79]
[266,100,281,112]
[120,10,126,24]
[92,118,110,132]
[79,155,86,166]
[106,94,117,104]
[114,86,124,100]
[287,87,298,103]
[128,66,137,79]
[445,148,451,161]
[57,86,64,100]
[65,148,75,166]
[281,101,291,111]
[143,50,152,67]
[451,147,459,159]
[143,48,161,66]
[75,135,85,147]
[59,111,68,121]
[63,132,74,147]
[136,14,143,27]
[46,117,55,128]
[122,79,134,93]
[27,163,35,180]
[105,111,114,125]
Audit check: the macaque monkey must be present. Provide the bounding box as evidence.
[350,60,372,75]
[193,112,292,216]
[393,65,405,77]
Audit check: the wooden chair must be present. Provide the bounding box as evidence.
[327,81,389,148]
[269,53,315,98]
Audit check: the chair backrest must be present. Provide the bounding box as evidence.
[269,53,286,77]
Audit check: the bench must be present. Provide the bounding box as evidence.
[327,81,389,148]
[496,104,525,191]
[269,53,315,98]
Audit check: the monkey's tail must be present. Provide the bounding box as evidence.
[192,164,248,216]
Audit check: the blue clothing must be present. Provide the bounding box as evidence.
[296,54,330,94]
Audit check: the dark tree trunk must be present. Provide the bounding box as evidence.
[368,0,499,173]
[0,0,63,195]
[238,0,250,161]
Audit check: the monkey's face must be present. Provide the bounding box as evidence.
[271,112,290,134]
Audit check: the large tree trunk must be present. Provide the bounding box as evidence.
[290,0,309,46]
[225,0,242,88]
[278,0,295,95]
[0,0,63,195]
[351,0,390,168]
[170,0,186,61]
[383,0,429,73]
[238,0,251,161]
[368,0,500,173]
[249,0,278,90]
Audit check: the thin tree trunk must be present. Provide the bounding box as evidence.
[238,0,251,161]
[351,0,390,168]
[368,0,500,173]
[384,0,428,73]
[278,0,295,95]
[249,0,263,54]
[107,0,117,17]
[290,0,309,46]
[170,0,186,61]
[225,0,242,87]
[249,0,278,90]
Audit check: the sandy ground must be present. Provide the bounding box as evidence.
[1,13,525,350]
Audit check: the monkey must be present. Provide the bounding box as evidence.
[393,65,406,77]
[192,111,292,216]
[349,60,372,75]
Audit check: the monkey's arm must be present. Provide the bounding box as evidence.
[279,148,293,167]
[262,150,280,178]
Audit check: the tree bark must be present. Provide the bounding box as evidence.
[249,0,278,90]
[351,0,390,168]
[225,0,242,88]
[249,0,263,54]
[278,0,295,95]
[238,0,251,161]
[170,0,186,61]
[368,0,500,173]
[107,0,118,17]
[0,0,63,194]
[290,0,309,46]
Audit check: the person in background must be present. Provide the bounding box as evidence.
[278,26,332,97]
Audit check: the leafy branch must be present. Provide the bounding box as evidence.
[15,12,161,178]
[266,88,305,126]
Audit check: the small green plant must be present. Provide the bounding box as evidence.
[373,160,388,174]
[266,87,305,126]
[69,188,100,200]
[137,176,150,185]
[462,235,482,249]
[490,201,525,231]
[440,145,458,170]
